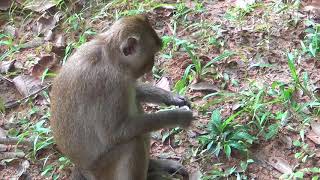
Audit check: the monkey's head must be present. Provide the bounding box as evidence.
[106,15,162,78]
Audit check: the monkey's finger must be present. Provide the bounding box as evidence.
[180,105,190,111]
[174,95,192,108]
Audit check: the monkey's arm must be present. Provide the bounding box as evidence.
[136,84,190,107]
[124,109,192,136]
[98,108,193,146]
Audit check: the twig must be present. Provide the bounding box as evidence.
[0,75,14,84]
[0,151,25,160]
[0,137,33,147]
[5,84,51,109]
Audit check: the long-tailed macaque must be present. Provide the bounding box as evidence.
[50,15,194,180]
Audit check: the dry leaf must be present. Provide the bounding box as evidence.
[307,131,320,144]
[4,25,18,37]
[13,75,42,97]
[55,34,65,47]
[31,55,57,78]
[268,157,293,174]
[304,0,320,11]
[34,12,61,35]
[311,121,320,136]
[279,135,293,149]
[17,0,56,12]
[0,60,15,73]
[156,77,170,91]
[44,30,54,41]
[190,82,219,93]
[15,160,30,179]
[234,0,256,8]
[190,170,202,180]
[20,38,45,49]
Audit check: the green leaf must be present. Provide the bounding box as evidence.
[213,142,222,156]
[229,141,247,151]
[207,141,214,151]
[294,171,304,179]
[293,140,301,147]
[0,97,5,113]
[264,123,279,140]
[224,144,231,159]
[287,52,299,83]
[221,110,244,131]
[233,131,256,144]
[210,110,222,131]
[204,51,235,69]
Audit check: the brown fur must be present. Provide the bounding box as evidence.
[50,15,193,180]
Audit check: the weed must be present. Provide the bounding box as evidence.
[183,44,235,82]
[203,159,253,179]
[198,109,256,159]
[300,20,320,58]
[0,33,21,61]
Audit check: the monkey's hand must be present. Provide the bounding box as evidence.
[174,106,193,128]
[167,94,191,108]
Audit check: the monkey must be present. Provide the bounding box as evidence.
[50,14,194,180]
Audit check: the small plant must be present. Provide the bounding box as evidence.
[183,44,235,82]
[15,109,53,159]
[0,33,21,61]
[203,159,254,179]
[225,2,261,22]
[300,20,320,58]
[198,109,256,159]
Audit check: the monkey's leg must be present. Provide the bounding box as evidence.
[149,159,189,180]
[70,166,87,180]
[147,170,172,180]
[136,83,190,107]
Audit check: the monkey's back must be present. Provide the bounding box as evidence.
[50,40,132,168]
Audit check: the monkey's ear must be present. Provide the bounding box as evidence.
[121,37,138,56]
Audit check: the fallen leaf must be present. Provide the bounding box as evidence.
[17,0,56,12]
[156,77,170,91]
[0,127,6,138]
[34,12,61,35]
[311,121,320,136]
[190,170,202,180]
[307,131,320,144]
[0,128,7,151]
[0,60,15,73]
[51,34,66,57]
[31,55,57,78]
[304,0,320,11]
[12,75,42,97]
[20,38,45,49]
[4,25,18,37]
[44,30,54,41]
[234,0,256,8]
[54,34,65,47]
[268,157,293,174]
[279,135,293,149]
[15,160,30,179]
[190,82,219,93]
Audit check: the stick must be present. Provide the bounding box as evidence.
[0,137,33,147]
[5,84,51,109]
